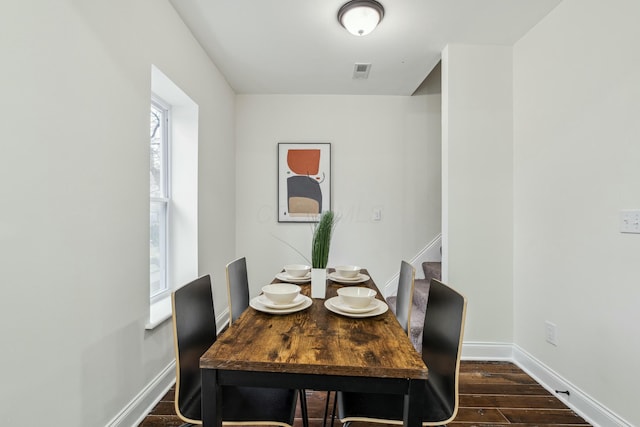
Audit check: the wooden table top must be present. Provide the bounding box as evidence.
[201,269,428,380]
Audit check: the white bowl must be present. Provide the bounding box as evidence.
[284,264,311,278]
[262,283,301,304]
[334,265,361,278]
[337,287,377,308]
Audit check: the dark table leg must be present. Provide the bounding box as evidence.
[201,369,223,427]
[403,379,425,427]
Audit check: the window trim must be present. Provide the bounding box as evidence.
[147,65,199,330]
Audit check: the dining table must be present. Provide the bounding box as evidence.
[200,268,428,427]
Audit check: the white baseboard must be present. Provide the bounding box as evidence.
[461,341,513,360]
[382,234,442,297]
[512,345,633,427]
[106,360,175,427]
[411,234,442,279]
[460,342,633,427]
[217,307,230,332]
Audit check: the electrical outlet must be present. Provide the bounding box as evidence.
[545,321,558,346]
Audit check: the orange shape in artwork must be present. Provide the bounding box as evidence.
[287,149,320,176]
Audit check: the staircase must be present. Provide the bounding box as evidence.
[387,261,441,351]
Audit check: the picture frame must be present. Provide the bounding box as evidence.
[278,142,331,223]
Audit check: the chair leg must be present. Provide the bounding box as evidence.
[299,389,309,427]
[322,391,331,427]
[330,391,337,427]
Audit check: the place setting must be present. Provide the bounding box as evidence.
[324,287,388,318]
[275,264,312,284]
[250,283,312,314]
[327,265,370,285]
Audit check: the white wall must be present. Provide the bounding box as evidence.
[235,94,441,296]
[513,0,640,424]
[442,45,514,343]
[0,1,235,425]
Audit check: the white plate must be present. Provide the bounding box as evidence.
[328,272,370,284]
[324,297,388,318]
[329,297,378,314]
[275,272,311,283]
[257,294,306,310]
[250,295,312,314]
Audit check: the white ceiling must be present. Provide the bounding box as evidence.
[169,0,561,96]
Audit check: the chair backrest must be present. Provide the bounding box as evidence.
[226,257,249,325]
[421,279,467,424]
[395,260,415,334]
[171,274,217,424]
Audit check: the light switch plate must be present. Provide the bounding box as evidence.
[620,210,640,233]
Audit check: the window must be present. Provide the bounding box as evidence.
[150,97,170,302]
[146,65,198,329]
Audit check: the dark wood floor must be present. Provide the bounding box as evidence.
[139,361,590,427]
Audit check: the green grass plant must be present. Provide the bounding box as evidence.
[311,211,335,268]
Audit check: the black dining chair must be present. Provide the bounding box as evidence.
[394,260,416,334]
[225,258,310,427]
[335,279,467,426]
[171,274,299,427]
[225,256,249,325]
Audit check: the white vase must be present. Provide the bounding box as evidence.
[311,268,327,299]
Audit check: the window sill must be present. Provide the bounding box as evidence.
[146,296,172,330]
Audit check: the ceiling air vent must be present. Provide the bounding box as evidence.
[353,63,371,79]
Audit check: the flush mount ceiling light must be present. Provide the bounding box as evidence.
[338,0,385,36]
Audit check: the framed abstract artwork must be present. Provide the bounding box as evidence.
[278,142,331,222]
